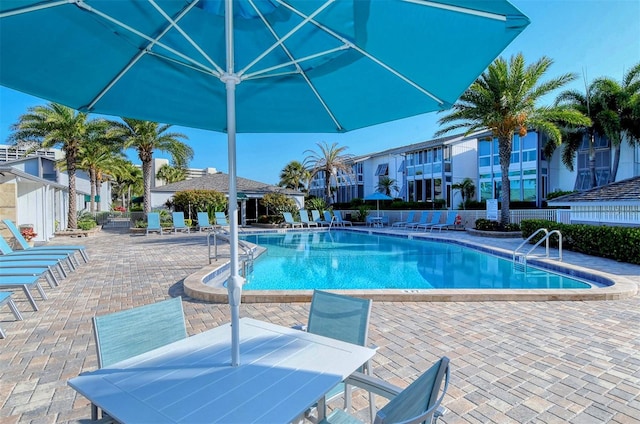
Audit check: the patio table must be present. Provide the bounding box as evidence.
[68,317,376,423]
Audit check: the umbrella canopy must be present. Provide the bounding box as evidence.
[364,191,393,217]
[0,0,529,366]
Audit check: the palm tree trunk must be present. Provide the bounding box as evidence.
[609,145,621,183]
[67,156,78,230]
[588,133,597,188]
[89,168,97,213]
[142,159,153,214]
[499,137,511,226]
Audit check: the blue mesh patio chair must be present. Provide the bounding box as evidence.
[146,212,163,235]
[320,356,450,424]
[415,211,442,231]
[2,219,89,263]
[283,212,304,228]
[430,212,458,232]
[299,209,318,227]
[391,211,416,228]
[0,235,76,271]
[0,275,48,311]
[297,290,375,419]
[172,212,190,234]
[334,211,352,227]
[0,291,23,338]
[90,297,187,420]
[197,212,214,232]
[214,212,230,228]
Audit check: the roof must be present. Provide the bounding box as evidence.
[0,166,67,190]
[548,176,640,206]
[151,172,299,196]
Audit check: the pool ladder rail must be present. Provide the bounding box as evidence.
[512,228,563,273]
[206,228,255,277]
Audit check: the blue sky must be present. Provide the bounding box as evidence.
[1,0,639,184]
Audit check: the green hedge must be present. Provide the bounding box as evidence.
[520,219,640,265]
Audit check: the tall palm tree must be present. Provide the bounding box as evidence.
[303,141,353,203]
[110,118,193,213]
[156,163,187,185]
[278,160,310,191]
[9,103,105,229]
[111,160,143,210]
[554,81,606,189]
[591,62,640,182]
[436,53,590,225]
[376,176,399,197]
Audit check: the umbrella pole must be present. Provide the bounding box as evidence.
[224,0,242,367]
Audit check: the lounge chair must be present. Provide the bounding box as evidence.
[0,258,68,279]
[90,297,187,420]
[2,219,89,263]
[0,266,60,288]
[311,210,331,227]
[282,212,303,228]
[146,212,163,235]
[333,210,352,226]
[405,211,430,230]
[0,275,48,311]
[415,211,442,231]
[172,212,190,234]
[214,212,230,228]
[0,291,23,338]
[196,212,215,232]
[320,356,450,424]
[430,211,458,232]
[299,209,318,227]
[323,211,336,226]
[296,290,375,420]
[391,211,416,228]
[0,236,76,271]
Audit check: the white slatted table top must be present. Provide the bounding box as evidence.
[69,317,376,423]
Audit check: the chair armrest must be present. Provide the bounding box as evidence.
[343,372,402,400]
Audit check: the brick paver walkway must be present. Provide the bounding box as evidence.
[0,228,638,423]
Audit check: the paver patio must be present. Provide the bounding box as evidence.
[0,227,638,423]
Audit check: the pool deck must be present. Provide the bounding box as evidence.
[0,227,639,423]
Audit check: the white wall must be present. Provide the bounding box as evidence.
[450,138,478,207]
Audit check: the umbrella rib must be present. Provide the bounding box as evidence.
[148,0,224,75]
[277,0,447,107]
[0,0,68,18]
[237,0,334,78]
[402,0,508,22]
[76,0,219,110]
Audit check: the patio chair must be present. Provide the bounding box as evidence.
[334,210,352,227]
[0,266,60,288]
[391,211,416,228]
[311,210,331,226]
[0,236,76,271]
[430,211,458,232]
[91,297,187,420]
[172,212,190,234]
[197,212,215,232]
[323,211,336,226]
[298,290,375,419]
[2,219,89,263]
[405,211,430,230]
[299,209,318,227]
[146,212,163,235]
[0,258,68,279]
[282,212,304,228]
[0,275,48,311]
[214,212,230,228]
[0,291,23,338]
[415,211,442,232]
[320,356,450,424]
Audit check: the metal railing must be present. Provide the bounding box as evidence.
[206,228,255,276]
[512,228,562,273]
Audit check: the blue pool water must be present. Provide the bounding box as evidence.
[240,231,592,290]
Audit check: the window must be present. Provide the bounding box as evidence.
[375,163,388,176]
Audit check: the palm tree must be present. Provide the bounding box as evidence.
[554,81,606,189]
[110,118,193,213]
[376,176,399,197]
[111,160,143,210]
[9,103,105,229]
[452,177,476,209]
[279,160,310,191]
[156,163,187,185]
[303,141,353,203]
[436,53,591,225]
[591,62,640,182]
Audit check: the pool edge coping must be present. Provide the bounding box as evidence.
[183,229,638,303]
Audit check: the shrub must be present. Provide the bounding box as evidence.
[546,190,576,201]
[261,192,298,215]
[520,219,640,265]
[172,190,227,218]
[475,218,520,232]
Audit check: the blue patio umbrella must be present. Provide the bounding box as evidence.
[364,191,393,217]
[0,0,529,366]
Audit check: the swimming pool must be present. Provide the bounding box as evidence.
[240,231,592,290]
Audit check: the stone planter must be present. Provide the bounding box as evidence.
[465,228,522,238]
